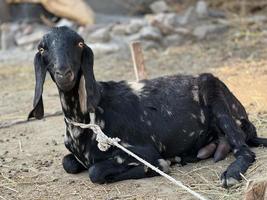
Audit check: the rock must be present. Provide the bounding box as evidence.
[193,24,228,40]
[139,26,162,41]
[162,34,183,47]
[88,27,111,43]
[15,30,46,46]
[89,42,121,55]
[195,0,208,18]
[179,6,195,25]
[150,0,170,14]
[208,9,226,18]
[142,40,161,50]
[126,19,147,35]
[112,24,127,35]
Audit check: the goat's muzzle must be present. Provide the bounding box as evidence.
[55,68,75,91]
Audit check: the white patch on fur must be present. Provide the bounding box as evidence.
[74,155,87,168]
[115,156,124,164]
[151,135,156,142]
[192,85,199,103]
[84,152,90,160]
[144,111,148,116]
[232,104,238,112]
[67,126,80,138]
[98,120,105,129]
[78,75,87,114]
[121,142,133,148]
[128,162,139,166]
[200,109,205,124]
[235,119,241,126]
[158,142,166,152]
[174,156,181,163]
[64,133,71,144]
[191,113,197,119]
[182,129,187,133]
[140,116,145,122]
[147,120,152,126]
[91,134,96,141]
[128,81,145,96]
[189,132,195,137]
[158,159,170,173]
[60,95,68,110]
[166,110,172,116]
[144,166,149,173]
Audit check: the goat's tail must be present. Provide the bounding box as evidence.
[248,137,267,147]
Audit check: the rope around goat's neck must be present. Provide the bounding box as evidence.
[64,116,208,200]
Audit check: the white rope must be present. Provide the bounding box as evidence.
[64,117,208,200]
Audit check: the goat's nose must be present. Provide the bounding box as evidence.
[55,69,72,78]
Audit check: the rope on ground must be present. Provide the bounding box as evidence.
[64,117,209,200]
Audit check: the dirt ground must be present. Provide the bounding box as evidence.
[1,26,267,200]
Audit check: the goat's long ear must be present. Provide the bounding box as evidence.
[81,44,100,113]
[28,53,47,120]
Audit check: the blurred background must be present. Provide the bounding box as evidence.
[1,1,267,200]
[1,0,267,54]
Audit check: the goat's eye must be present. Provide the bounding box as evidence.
[39,48,45,54]
[78,42,84,48]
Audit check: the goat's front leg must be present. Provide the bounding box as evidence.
[199,74,255,187]
[62,154,87,174]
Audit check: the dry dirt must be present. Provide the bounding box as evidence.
[1,27,267,200]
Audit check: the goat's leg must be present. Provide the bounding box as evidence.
[88,159,129,184]
[199,74,255,187]
[62,154,86,174]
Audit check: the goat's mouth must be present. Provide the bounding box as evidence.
[55,78,76,91]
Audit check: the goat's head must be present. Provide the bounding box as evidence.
[28,26,100,120]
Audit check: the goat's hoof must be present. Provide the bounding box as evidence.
[220,170,240,188]
[62,154,86,174]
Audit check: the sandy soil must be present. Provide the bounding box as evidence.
[1,27,267,200]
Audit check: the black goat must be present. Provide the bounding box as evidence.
[28,26,267,187]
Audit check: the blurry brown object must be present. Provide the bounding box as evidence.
[6,0,94,25]
[244,179,267,200]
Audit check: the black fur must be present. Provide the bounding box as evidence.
[28,27,267,187]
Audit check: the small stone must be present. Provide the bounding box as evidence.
[193,24,228,40]
[89,27,111,43]
[208,9,226,18]
[126,19,146,35]
[112,24,127,35]
[21,168,29,172]
[150,1,170,14]
[195,1,208,18]
[163,34,184,47]
[142,40,161,50]
[139,26,162,41]
[52,139,58,146]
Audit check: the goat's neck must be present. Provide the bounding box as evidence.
[59,77,91,123]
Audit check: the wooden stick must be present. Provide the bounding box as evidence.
[130,41,148,82]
